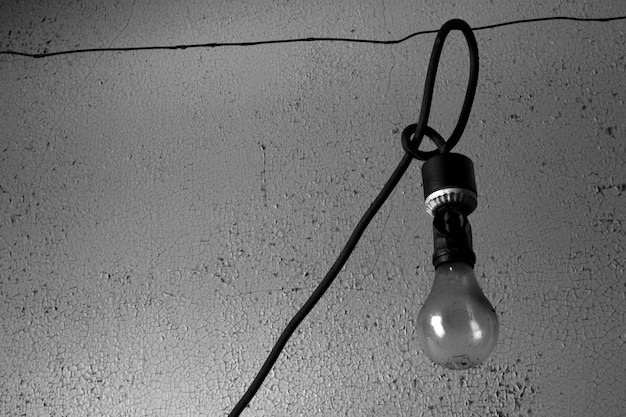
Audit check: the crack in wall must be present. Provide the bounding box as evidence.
[259,142,267,208]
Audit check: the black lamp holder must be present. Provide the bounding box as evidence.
[422,152,477,268]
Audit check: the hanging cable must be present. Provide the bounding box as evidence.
[228,153,412,416]
[229,18,479,416]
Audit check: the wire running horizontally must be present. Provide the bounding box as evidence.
[0,15,624,59]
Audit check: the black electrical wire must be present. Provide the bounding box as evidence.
[229,19,478,416]
[0,15,623,59]
[228,153,413,416]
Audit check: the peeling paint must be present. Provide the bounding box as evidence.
[1,1,626,416]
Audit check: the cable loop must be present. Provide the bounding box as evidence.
[403,18,479,161]
[401,124,446,160]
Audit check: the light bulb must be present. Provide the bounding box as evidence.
[416,261,498,370]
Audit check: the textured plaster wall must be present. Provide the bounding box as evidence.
[1,1,625,416]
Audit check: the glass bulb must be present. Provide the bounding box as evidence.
[416,261,498,370]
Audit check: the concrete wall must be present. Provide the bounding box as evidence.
[1,1,624,416]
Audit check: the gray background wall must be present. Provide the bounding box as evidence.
[1,1,624,416]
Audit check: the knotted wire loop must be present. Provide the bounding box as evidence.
[401,124,446,160]
[402,19,479,161]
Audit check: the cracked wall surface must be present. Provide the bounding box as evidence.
[1,1,625,416]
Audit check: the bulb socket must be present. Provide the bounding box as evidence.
[432,207,476,268]
[422,153,477,216]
